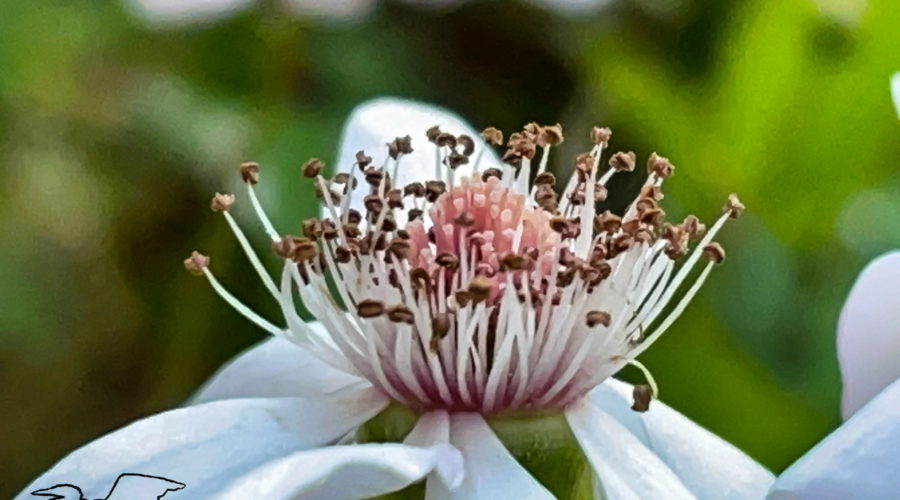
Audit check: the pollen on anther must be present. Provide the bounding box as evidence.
[183,251,210,276]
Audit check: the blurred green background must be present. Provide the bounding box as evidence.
[1,0,898,495]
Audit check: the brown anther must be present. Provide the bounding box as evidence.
[210,192,235,212]
[481,168,503,181]
[455,290,471,308]
[332,172,353,187]
[314,184,340,204]
[681,215,706,240]
[500,253,530,272]
[273,236,297,260]
[426,125,442,143]
[621,219,641,236]
[293,238,318,262]
[357,299,385,318]
[631,384,653,413]
[640,184,664,201]
[396,229,410,240]
[343,223,361,238]
[590,126,612,145]
[480,127,504,146]
[388,238,410,259]
[364,167,385,188]
[634,228,656,245]
[723,193,745,219]
[425,180,447,203]
[346,209,362,224]
[404,182,426,198]
[320,220,338,240]
[575,152,594,176]
[609,151,636,172]
[433,132,455,148]
[703,242,726,263]
[467,232,486,246]
[612,234,635,254]
[410,268,430,290]
[594,183,608,202]
[454,211,475,227]
[468,275,493,304]
[595,211,622,233]
[457,134,475,156]
[444,150,469,169]
[302,158,325,178]
[334,245,352,263]
[239,162,260,184]
[534,184,559,212]
[387,135,413,159]
[432,312,452,339]
[647,153,675,178]
[386,189,404,209]
[183,251,210,276]
[386,304,415,324]
[639,207,665,226]
[542,123,564,146]
[408,208,424,221]
[662,223,689,259]
[364,195,384,213]
[355,150,373,168]
[586,310,612,328]
[508,135,536,160]
[301,218,323,238]
[435,252,460,269]
[535,172,556,185]
[592,260,612,282]
[474,262,496,277]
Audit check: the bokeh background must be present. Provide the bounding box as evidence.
[1,0,898,495]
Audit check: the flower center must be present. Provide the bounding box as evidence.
[187,122,743,415]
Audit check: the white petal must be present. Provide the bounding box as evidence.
[190,324,364,404]
[566,397,697,500]
[334,97,501,218]
[17,387,388,499]
[125,0,253,23]
[217,442,463,500]
[837,251,900,418]
[769,377,900,500]
[891,72,900,120]
[427,413,553,500]
[583,379,773,499]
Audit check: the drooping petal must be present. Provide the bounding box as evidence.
[334,97,502,217]
[17,387,388,499]
[583,379,774,500]
[190,324,364,404]
[124,0,253,24]
[837,251,900,418]
[891,72,900,119]
[216,442,463,500]
[769,377,900,500]
[566,397,697,500]
[426,413,553,500]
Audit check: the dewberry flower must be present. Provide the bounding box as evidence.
[20,98,773,499]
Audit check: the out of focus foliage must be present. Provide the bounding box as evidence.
[1,0,897,496]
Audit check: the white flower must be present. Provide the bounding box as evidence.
[769,252,900,500]
[19,98,773,499]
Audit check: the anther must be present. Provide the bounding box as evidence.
[432,312,452,339]
[239,162,260,184]
[457,134,475,156]
[404,182,426,198]
[609,151,636,172]
[210,192,235,212]
[500,253,531,272]
[723,193,745,218]
[585,310,612,328]
[647,153,674,178]
[425,181,447,203]
[480,127,504,146]
[355,150,373,168]
[357,299,385,318]
[301,218,323,238]
[702,242,726,263]
[436,252,460,269]
[302,158,325,178]
[681,215,706,240]
[631,384,653,413]
[183,251,210,276]
[435,132,456,148]
[454,212,475,227]
[468,275,492,304]
[535,172,556,185]
[590,126,612,145]
[542,123,564,146]
[388,238,410,259]
[481,168,503,181]
[387,135,413,159]
[386,304,415,324]
[426,125,442,143]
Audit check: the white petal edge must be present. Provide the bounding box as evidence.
[17,387,388,499]
[566,396,697,500]
[769,377,900,500]
[837,251,900,419]
[124,0,253,24]
[216,442,463,500]
[426,412,553,500]
[189,323,365,405]
[891,72,900,120]
[583,379,774,500]
[333,97,502,220]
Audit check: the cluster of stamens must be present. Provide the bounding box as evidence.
[186,121,743,414]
